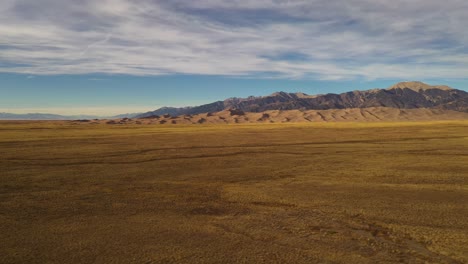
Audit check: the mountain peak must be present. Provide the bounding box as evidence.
[388,81,453,92]
[270,91,291,97]
[269,91,314,99]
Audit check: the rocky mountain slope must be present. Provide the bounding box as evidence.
[137,81,468,118]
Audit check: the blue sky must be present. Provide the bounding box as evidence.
[1,0,468,115]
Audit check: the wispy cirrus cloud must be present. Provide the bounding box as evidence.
[1,0,468,80]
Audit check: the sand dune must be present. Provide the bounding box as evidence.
[82,107,468,125]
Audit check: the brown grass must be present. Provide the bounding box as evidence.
[0,121,467,263]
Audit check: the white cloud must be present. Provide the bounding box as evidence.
[0,0,467,80]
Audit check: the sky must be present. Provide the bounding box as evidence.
[1,0,468,115]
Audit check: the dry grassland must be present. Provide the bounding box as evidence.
[1,121,467,263]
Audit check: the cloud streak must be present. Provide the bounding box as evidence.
[0,0,467,80]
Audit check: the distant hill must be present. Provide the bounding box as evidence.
[0,112,140,120]
[0,113,77,120]
[137,81,468,118]
[109,113,142,119]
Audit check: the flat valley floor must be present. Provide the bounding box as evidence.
[1,121,467,263]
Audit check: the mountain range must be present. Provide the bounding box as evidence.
[136,81,468,118]
[2,81,468,121]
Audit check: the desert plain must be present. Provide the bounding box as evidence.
[0,120,467,263]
